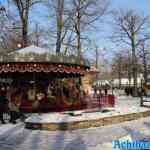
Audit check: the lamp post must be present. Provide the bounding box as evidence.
[139,74,144,106]
[111,79,114,95]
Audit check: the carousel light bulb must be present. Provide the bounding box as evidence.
[17,43,22,48]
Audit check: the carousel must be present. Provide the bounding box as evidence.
[0,45,90,113]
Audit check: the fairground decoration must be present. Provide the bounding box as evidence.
[0,46,115,113]
[0,62,89,74]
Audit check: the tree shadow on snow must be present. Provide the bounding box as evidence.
[64,136,86,150]
[0,124,32,150]
[51,115,87,150]
[144,122,150,128]
[30,131,42,150]
[51,115,70,150]
[123,126,149,140]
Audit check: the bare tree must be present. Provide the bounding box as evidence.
[141,43,148,85]
[56,0,64,54]
[47,0,73,54]
[92,44,100,81]
[125,50,132,87]
[112,9,150,95]
[46,0,108,55]
[12,0,41,47]
[0,1,22,56]
[112,49,137,88]
[29,23,40,46]
[112,52,123,88]
[137,41,150,85]
[69,0,109,57]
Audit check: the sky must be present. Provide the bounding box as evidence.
[1,0,150,60]
[111,0,150,13]
[89,0,150,60]
[97,0,150,46]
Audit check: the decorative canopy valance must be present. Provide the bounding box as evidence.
[0,62,89,75]
[0,45,90,76]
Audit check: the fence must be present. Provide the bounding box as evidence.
[0,94,115,113]
[84,94,115,110]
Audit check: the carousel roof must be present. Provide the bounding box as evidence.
[0,45,90,75]
[17,45,49,54]
[1,45,89,66]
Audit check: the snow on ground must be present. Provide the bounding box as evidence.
[115,96,142,113]
[0,117,150,150]
[0,124,17,136]
[0,92,150,150]
[26,94,150,124]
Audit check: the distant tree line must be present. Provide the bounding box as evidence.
[111,9,150,96]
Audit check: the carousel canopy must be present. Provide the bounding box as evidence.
[0,45,90,75]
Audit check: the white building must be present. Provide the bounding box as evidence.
[94,77,143,88]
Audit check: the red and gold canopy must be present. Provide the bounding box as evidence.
[0,46,90,76]
[0,62,89,75]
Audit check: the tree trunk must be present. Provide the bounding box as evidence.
[77,30,81,57]
[22,19,28,47]
[127,52,131,87]
[56,0,64,54]
[21,3,29,48]
[95,47,99,80]
[76,9,81,58]
[128,70,131,87]
[143,56,147,86]
[118,62,121,88]
[142,44,148,86]
[131,33,138,96]
[56,26,62,53]
[35,23,39,46]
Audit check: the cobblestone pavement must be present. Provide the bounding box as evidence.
[0,117,150,150]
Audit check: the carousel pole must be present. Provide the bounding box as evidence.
[33,71,36,93]
[32,71,38,113]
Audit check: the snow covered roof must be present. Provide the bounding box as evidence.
[0,45,90,67]
[16,45,49,54]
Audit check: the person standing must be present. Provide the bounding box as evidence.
[0,88,8,124]
[104,88,108,95]
[9,98,20,124]
[9,90,21,124]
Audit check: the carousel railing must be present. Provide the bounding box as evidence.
[81,94,115,110]
[2,53,90,68]
[10,93,115,113]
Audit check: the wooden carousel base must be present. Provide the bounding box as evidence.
[25,110,150,131]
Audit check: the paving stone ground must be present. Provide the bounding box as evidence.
[0,117,150,150]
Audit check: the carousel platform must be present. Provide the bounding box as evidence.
[25,99,150,131]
